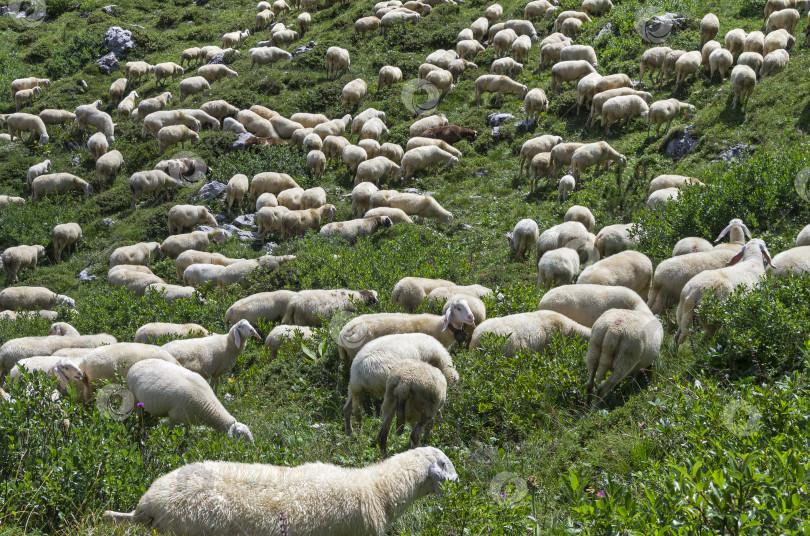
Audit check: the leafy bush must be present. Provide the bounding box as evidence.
[0,198,78,250]
[208,146,309,185]
[45,0,73,18]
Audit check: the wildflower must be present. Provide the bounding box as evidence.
[526,475,538,491]
[137,402,144,408]
[596,491,606,499]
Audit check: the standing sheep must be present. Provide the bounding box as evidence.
[378,66,403,90]
[519,135,563,175]
[700,13,720,47]
[88,132,108,161]
[282,289,378,327]
[51,223,82,263]
[766,8,800,34]
[576,250,653,299]
[26,159,51,189]
[524,88,548,123]
[158,125,199,152]
[675,51,702,87]
[763,28,795,56]
[179,76,210,100]
[280,204,337,239]
[2,245,46,285]
[129,170,183,209]
[760,49,790,78]
[538,248,581,290]
[639,46,672,85]
[730,65,757,110]
[225,174,249,214]
[507,219,539,259]
[569,141,626,179]
[225,290,297,327]
[594,223,637,257]
[109,242,162,267]
[644,99,695,137]
[400,146,458,179]
[708,48,734,82]
[134,323,210,343]
[558,174,575,202]
[601,95,649,135]
[31,174,92,202]
[5,113,49,145]
[160,229,229,259]
[725,29,747,57]
[473,75,528,106]
[369,191,453,223]
[550,60,597,93]
[341,79,368,108]
[326,46,350,79]
[167,205,217,235]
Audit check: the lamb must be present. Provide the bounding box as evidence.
[538,248,580,290]
[673,237,713,256]
[457,39,485,60]
[700,13,720,46]
[675,239,774,345]
[761,49,790,77]
[474,74,527,106]
[491,57,523,76]
[538,284,651,327]
[570,141,626,180]
[763,28,795,56]
[5,113,49,145]
[674,51,702,86]
[470,310,591,357]
[646,219,750,314]
[519,135,563,175]
[767,8,800,33]
[576,250,653,298]
[280,204,337,239]
[738,52,764,76]
[326,46,350,79]
[109,242,162,267]
[117,90,138,120]
[644,99,695,137]
[178,76,210,100]
[0,195,25,208]
[161,320,260,390]
[88,132,108,162]
[768,246,810,277]
[725,28,748,57]
[560,44,598,66]
[103,447,457,536]
[355,15,381,36]
[594,223,636,257]
[14,87,41,111]
[222,29,250,49]
[282,289,378,327]
[11,77,50,96]
[744,31,765,55]
[250,172,299,198]
[558,174,575,202]
[731,65,757,110]
[51,223,82,263]
[157,125,199,152]
[167,205,217,234]
[2,245,46,284]
[709,49,734,82]
[129,169,183,209]
[134,323,210,344]
[38,109,76,126]
[31,174,92,202]
[400,146,458,179]
[225,290,297,327]
[585,309,662,406]
[409,115,449,137]
[601,95,650,135]
[369,191,453,223]
[507,219,539,259]
[550,60,597,93]
[77,343,179,401]
[26,159,51,189]
[639,46,672,85]
[160,229,229,259]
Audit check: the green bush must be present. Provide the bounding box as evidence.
[45,0,73,18]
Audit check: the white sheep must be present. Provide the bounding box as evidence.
[183,263,227,287]
[406,137,461,158]
[154,62,184,86]
[725,28,748,57]
[109,77,129,103]
[134,323,210,344]
[507,219,539,259]
[14,87,41,111]
[511,34,532,63]
[38,109,76,126]
[358,138,381,159]
[175,250,246,280]
[141,110,201,137]
[124,61,154,84]
[761,49,790,77]
[744,31,765,55]
[103,447,457,536]
[519,135,563,175]
[796,224,810,247]
[700,13,720,46]
[674,50,702,86]
[250,172,299,198]
[558,173,575,202]
[560,44,598,66]
[763,28,795,55]
[256,206,290,237]
[470,310,591,357]
[291,113,329,129]
[108,266,165,296]
[129,170,183,209]
[51,223,82,263]
[550,60,596,93]
[738,52,764,76]
[491,57,523,77]
[145,283,197,303]
[576,250,653,298]
[117,90,138,120]
[767,8,800,33]
[408,114,447,137]
[280,204,338,239]
[594,223,636,257]
[354,156,401,185]
[355,15,381,36]
[326,46,351,79]
[562,206,594,233]
[391,277,456,313]
[701,40,722,74]
[222,29,250,49]
[550,142,585,178]
[313,114,352,139]
[351,182,379,218]
[159,229,229,259]
[360,118,389,141]
[586,308,662,406]
[709,48,734,82]
[601,95,649,135]
[26,159,51,189]
[525,0,554,20]
[675,239,774,345]
[474,74,527,106]
[225,290,297,327]
[282,289,379,326]
[672,237,714,256]
[639,46,672,85]
[2,245,45,284]
[341,79,368,108]
[5,113,49,145]
[109,242,162,267]
[570,141,626,180]
[538,248,580,290]
[264,324,315,358]
[768,246,810,277]
[380,10,421,35]
[588,88,653,128]
[0,195,24,208]
[369,190,453,223]
[644,98,695,137]
[364,207,413,224]
[400,146,458,179]
[538,284,651,327]
[88,132,108,161]
[179,76,210,100]
[0,332,115,381]
[731,65,757,110]
[225,174,249,214]
[158,125,199,152]
[167,205,218,235]
[31,173,92,202]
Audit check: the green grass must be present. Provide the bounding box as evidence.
[1,0,810,533]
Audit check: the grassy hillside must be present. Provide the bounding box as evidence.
[1,0,810,533]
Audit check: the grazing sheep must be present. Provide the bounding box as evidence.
[200,100,240,120]
[675,51,702,86]
[351,182,379,219]
[88,132,108,161]
[282,289,378,327]
[358,139,381,159]
[538,248,580,290]
[511,35,532,63]
[601,95,650,135]
[744,31,765,55]
[550,142,585,179]
[355,15,381,36]
[38,109,76,126]
[486,3,503,22]
[767,8,800,34]
[765,0,800,20]
[117,90,139,120]
[51,223,82,263]
[525,0,554,20]
[553,10,591,32]
[647,187,679,208]
[109,242,162,267]
[392,277,456,313]
[594,224,636,257]
[539,40,572,67]
[141,111,201,137]
[420,125,477,144]
[647,174,704,195]
[0,195,25,208]
[380,10,421,35]
[586,309,662,406]
[763,28,795,55]
[558,173,575,202]
[364,207,413,224]
[581,0,612,15]
[524,88,548,123]
[737,52,764,76]
[313,114,352,139]
[320,216,393,243]
[182,263,227,287]
[129,170,183,209]
[564,205,595,232]
[550,60,597,93]
[639,46,672,85]
[474,74,528,105]
[0,332,115,381]
[31,174,92,202]
[725,28,747,57]
[5,113,49,145]
[400,146,458,179]
[768,246,810,277]
[377,66,403,91]
[761,49,790,77]
[134,323,210,344]
[675,239,774,345]
[644,99,695,137]
[12,87,40,110]
[250,172,299,198]
[409,114,448,137]
[796,224,810,247]
[108,266,165,296]
[175,251,247,280]
[103,447,457,536]
[570,141,626,180]
[256,206,291,238]
[457,39,485,60]
[470,310,591,357]
[178,76,210,100]
[360,118,389,141]
[158,125,199,152]
[709,49,734,82]
[124,61,154,84]
[167,205,217,235]
[507,219,539,259]
[560,17,583,37]
[730,65,757,110]
[109,78,129,104]
[700,40,722,73]
[2,245,46,284]
[560,44,598,66]
[538,284,651,328]
[424,69,455,94]
[225,290,297,327]
[280,204,337,239]
[160,229,229,259]
[673,237,713,256]
[700,13,720,46]
[264,324,315,358]
[588,88,653,128]
[146,283,197,303]
[326,46,351,79]
[355,156,401,185]
[26,159,51,189]
[575,73,602,114]
[576,250,653,298]
[306,150,326,179]
[225,174,249,214]
[369,191,453,223]
[519,135,563,175]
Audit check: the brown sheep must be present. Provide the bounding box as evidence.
[245,136,288,148]
[420,125,478,145]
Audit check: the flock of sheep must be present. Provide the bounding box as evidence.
[2,0,810,533]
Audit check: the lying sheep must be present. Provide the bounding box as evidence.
[160,229,228,259]
[31,173,92,202]
[134,323,210,344]
[647,174,704,195]
[601,95,649,135]
[507,219,539,259]
[109,242,162,267]
[644,99,695,137]
[731,65,757,110]
[129,169,183,209]
[586,309,662,406]
[594,223,636,257]
[167,205,217,235]
[570,141,626,180]
[470,310,591,357]
[320,216,393,243]
[225,290,297,327]
[708,48,734,82]
[406,137,461,158]
[51,223,82,263]
[538,284,651,327]
[538,248,581,290]
[576,250,653,299]
[474,74,527,106]
[391,277,456,313]
[282,289,378,327]
[104,447,457,536]
[369,191,453,223]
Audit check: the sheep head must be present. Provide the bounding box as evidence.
[232,319,260,347]
[443,298,476,331]
[422,447,459,496]
[228,422,254,444]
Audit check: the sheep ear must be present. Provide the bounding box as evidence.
[760,243,775,268]
[742,224,752,239]
[234,329,242,347]
[714,224,731,243]
[442,309,452,332]
[727,246,745,266]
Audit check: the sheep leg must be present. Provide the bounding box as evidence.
[377,399,397,457]
[394,399,406,435]
[342,396,354,434]
[409,416,424,448]
[665,120,672,134]
[595,354,639,406]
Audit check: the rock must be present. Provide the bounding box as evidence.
[293,41,318,56]
[214,213,227,224]
[231,132,254,151]
[463,224,473,230]
[515,118,536,133]
[469,195,482,199]
[256,40,273,47]
[79,80,88,89]
[665,123,697,159]
[207,52,226,65]
[0,7,8,16]
[404,188,420,193]
[101,5,116,15]
[595,23,613,42]
[131,24,145,29]
[97,52,120,75]
[264,242,278,252]
[103,26,135,57]
[222,224,261,241]
[711,143,754,163]
[103,218,116,226]
[194,181,227,201]
[233,214,256,228]
[79,266,98,282]
[72,157,81,166]
[487,113,515,127]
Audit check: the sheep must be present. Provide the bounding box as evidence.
[576,250,652,299]
[108,267,165,296]
[344,333,457,433]
[87,132,109,162]
[700,40,722,73]
[378,143,404,166]
[375,65,403,92]
[585,308,662,406]
[146,283,197,303]
[160,229,229,259]
[644,99,695,137]
[134,323,210,344]
[117,90,138,121]
[369,191,453,223]
[225,290,297,328]
[5,113,49,145]
[796,224,810,247]
[320,216,393,244]
[160,320,259,390]
[519,135,563,175]
[109,242,162,268]
[221,29,250,49]
[731,65,757,110]
[280,204,337,239]
[550,60,597,93]
[26,159,51,189]
[564,206,595,233]
[738,52,764,76]
[6,356,86,397]
[218,259,273,288]
[673,237,713,256]
[272,0,290,15]
[380,10,421,35]
[313,114,352,139]
[182,263,227,287]
[539,40,572,67]
[175,251,247,280]
[767,8,800,33]
[31,174,92,202]
[124,61,154,84]
[561,17,583,37]
[768,246,810,277]
[570,141,626,180]
[290,113,329,129]
[360,118,390,141]
[700,13,720,46]
[51,223,82,264]
[581,0,611,15]
[256,206,291,237]
[647,187,679,208]
[167,205,217,235]
[0,333,115,380]
[553,10,591,32]
[557,173,575,202]
[157,125,199,152]
[601,95,649,135]
[507,219,539,259]
[763,28,795,55]
[281,289,378,327]
[391,277,456,313]
[270,28,299,45]
[639,46,672,85]
[129,170,183,209]
[549,142,585,179]
[255,8,274,30]
[406,137,462,158]
[473,74,528,106]
[221,174,249,215]
[326,46,350,79]
[351,182,379,219]
[400,146,458,179]
[11,77,50,97]
[354,156,401,186]
[675,239,774,345]
[646,220,750,314]
[278,187,305,209]
[661,49,687,84]
[409,114,448,137]
[485,3,503,22]
[709,48,734,82]
[744,31,765,55]
[765,0,800,20]
[355,15,381,36]
[538,248,580,290]
[1,245,46,284]
[538,284,651,328]
[300,186,327,210]
[249,46,293,70]
[179,47,203,67]
[457,39,485,60]
[524,0,554,20]
[364,207,413,224]
[133,92,172,120]
[761,49,790,78]
[491,57,524,76]
[560,44,598,66]
[104,446,457,536]
[254,192,278,213]
[420,125,478,145]
[447,59,478,82]
[470,310,591,357]
[141,111,201,137]
[77,343,178,401]
[154,62,184,87]
[725,28,748,57]
[356,139,380,158]
[250,172,299,199]
[14,87,41,111]
[0,195,25,208]
[511,34,532,63]
[593,224,636,258]
[674,51,702,86]
[262,324,314,359]
[38,109,76,126]
[424,69,455,94]
[178,76,210,100]
[574,73,602,114]
[647,174,704,196]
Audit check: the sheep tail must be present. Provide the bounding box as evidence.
[103,510,135,525]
